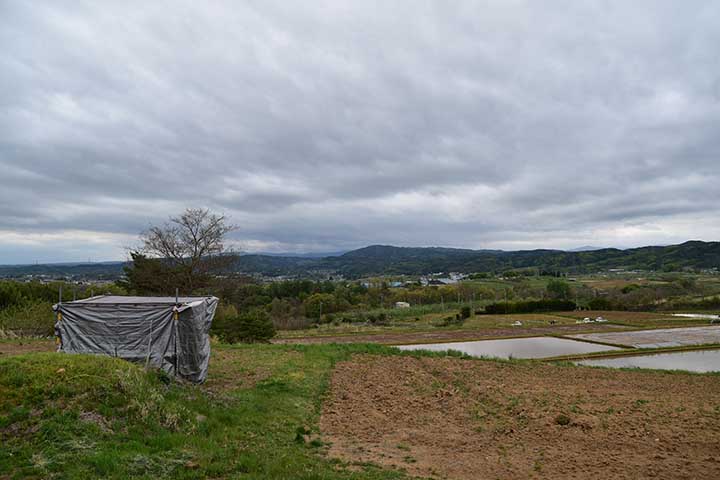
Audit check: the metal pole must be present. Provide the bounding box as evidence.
[55,286,63,350]
[174,287,179,376]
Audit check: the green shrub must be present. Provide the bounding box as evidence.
[483,299,576,315]
[555,414,571,426]
[367,312,388,325]
[621,284,641,294]
[212,309,276,343]
[588,297,613,310]
[460,306,471,319]
[0,301,54,336]
[437,314,465,327]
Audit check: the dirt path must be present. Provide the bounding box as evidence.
[275,323,625,345]
[321,354,720,479]
[0,339,55,356]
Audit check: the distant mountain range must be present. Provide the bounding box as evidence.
[234,241,719,277]
[248,251,347,258]
[2,241,718,280]
[0,261,126,280]
[567,246,607,252]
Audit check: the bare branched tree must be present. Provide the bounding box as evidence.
[127,208,237,293]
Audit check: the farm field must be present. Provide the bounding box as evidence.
[555,310,713,328]
[3,342,720,479]
[275,310,713,345]
[274,322,625,345]
[322,354,720,480]
[276,313,585,341]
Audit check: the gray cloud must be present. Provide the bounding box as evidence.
[2,0,720,263]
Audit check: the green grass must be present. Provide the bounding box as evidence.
[0,344,415,480]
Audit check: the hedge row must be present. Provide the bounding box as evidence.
[482,299,576,314]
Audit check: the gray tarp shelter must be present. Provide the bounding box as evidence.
[53,295,218,383]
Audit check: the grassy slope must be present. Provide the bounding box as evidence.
[0,344,411,480]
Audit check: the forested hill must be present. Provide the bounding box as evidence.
[0,261,126,280]
[2,241,719,279]
[232,240,720,277]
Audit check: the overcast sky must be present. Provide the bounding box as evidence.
[2,1,720,263]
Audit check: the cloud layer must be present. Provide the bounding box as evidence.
[2,1,720,263]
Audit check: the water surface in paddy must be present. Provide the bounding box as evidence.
[671,313,720,320]
[396,336,620,359]
[577,349,720,373]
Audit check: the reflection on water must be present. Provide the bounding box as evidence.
[396,337,619,359]
[672,313,720,320]
[577,349,720,373]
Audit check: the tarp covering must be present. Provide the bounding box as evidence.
[53,295,218,383]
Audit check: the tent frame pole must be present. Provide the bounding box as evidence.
[174,288,179,376]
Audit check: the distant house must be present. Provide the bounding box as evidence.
[395,301,410,308]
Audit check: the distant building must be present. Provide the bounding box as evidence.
[419,274,463,286]
[395,301,410,308]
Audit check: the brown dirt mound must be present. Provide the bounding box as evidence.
[321,355,720,479]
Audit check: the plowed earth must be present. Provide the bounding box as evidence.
[321,354,720,479]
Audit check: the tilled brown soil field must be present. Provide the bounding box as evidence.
[321,354,720,479]
[275,323,625,345]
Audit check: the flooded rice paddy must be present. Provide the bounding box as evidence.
[577,349,720,373]
[570,325,720,348]
[672,313,720,320]
[396,336,620,359]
